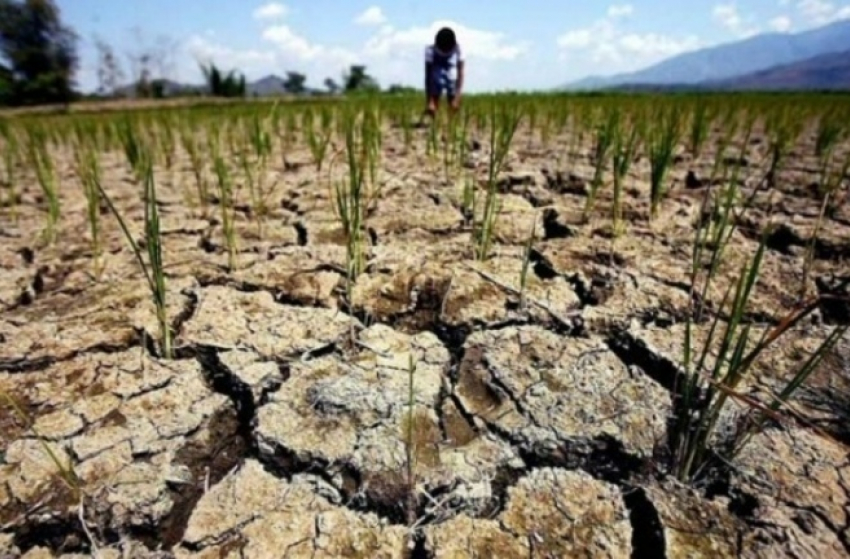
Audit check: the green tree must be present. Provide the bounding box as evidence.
[0,0,79,106]
[323,77,340,94]
[283,71,306,94]
[342,64,379,93]
[200,62,246,98]
[386,84,417,95]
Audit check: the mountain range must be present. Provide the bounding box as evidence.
[562,18,850,91]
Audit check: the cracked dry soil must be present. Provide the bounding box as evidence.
[1,116,849,558]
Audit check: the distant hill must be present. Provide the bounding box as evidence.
[562,18,850,90]
[708,48,850,90]
[247,75,287,97]
[600,49,850,92]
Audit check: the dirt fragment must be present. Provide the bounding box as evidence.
[454,326,670,465]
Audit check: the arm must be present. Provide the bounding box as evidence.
[424,46,434,95]
[456,59,465,96]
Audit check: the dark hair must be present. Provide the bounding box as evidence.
[435,27,457,51]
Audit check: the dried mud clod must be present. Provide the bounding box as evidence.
[452,326,671,479]
[254,324,525,526]
[731,427,850,557]
[424,468,633,558]
[0,352,246,555]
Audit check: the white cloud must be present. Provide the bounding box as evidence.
[355,6,387,26]
[772,0,850,31]
[607,4,634,18]
[713,4,742,29]
[556,10,697,71]
[253,2,288,20]
[712,3,760,36]
[363,20,528,61]
[184,34,276,76]
[796,0,850,24]
[769,15,793,31]
[619,33,700,57]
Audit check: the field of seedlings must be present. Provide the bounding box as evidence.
[1,92,849,558]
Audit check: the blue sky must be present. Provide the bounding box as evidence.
[59,0,850,92]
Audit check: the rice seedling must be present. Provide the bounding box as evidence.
[646,105,682,221]
[212,143,238,272]
[330,108,384,289]
[304,105,334,172]
[96,143,173,360]
[0,120,20,218]
[800,154,850,300]
[472,100,521,261]
[118,117,147,184]
[73,139,105,277]
[518,211,538,311]
[158,116,176,171]
[180,122,210,218]
[673,192,844,483]
[451,109,472,180]
[583,107,619,221]
[730,322,848,458]
[459,171,476,226]
[688,101,714,161]
[363,103,383,192]
[762,106,802,189]
[25,126,61,245]
[611,115,641,238]
[708,114,741,186]
[426,113,440,164]
[814,107,845,163]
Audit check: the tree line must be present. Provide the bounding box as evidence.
[0,0,418,107]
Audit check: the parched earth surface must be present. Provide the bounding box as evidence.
[1,117,849,558]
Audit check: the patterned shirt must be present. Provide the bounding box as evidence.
[425,44,463,79]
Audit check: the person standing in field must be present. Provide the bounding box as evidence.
[423,26,464,120]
